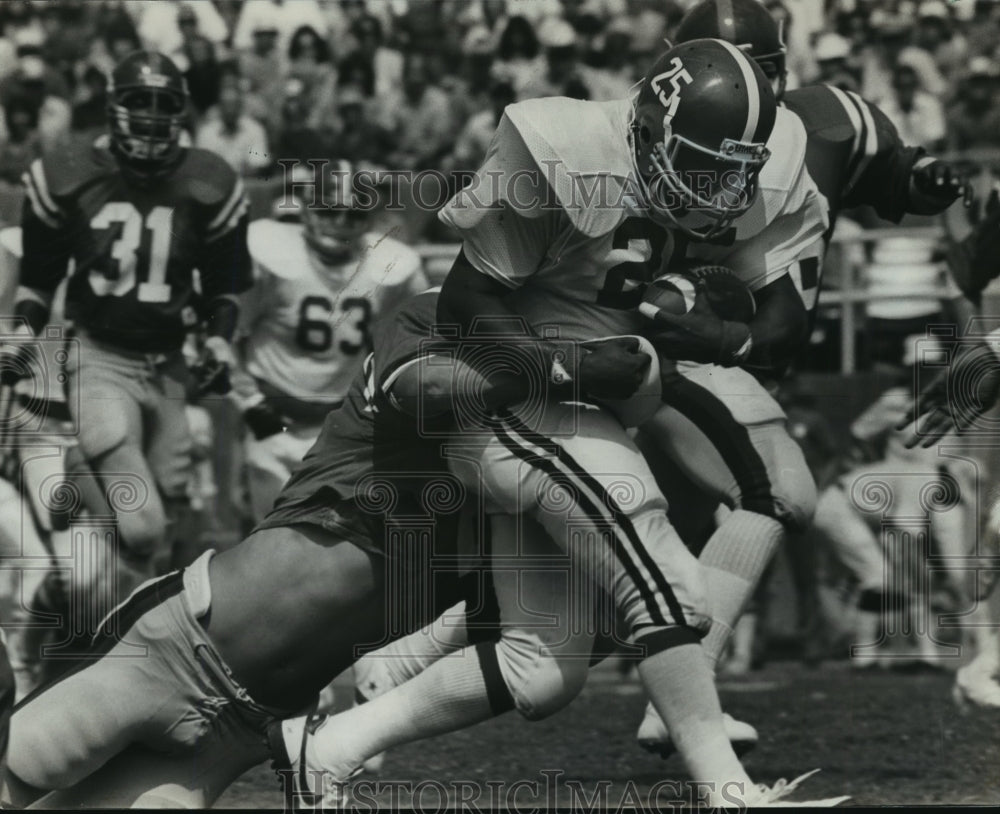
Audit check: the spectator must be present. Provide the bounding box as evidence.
[350,14,403,99]
[913,0,967,82]
[966,0,1000,59]
[448,79,516,172]
[286,25,338,132]
[518,18,581,99]
[176,4,221,115]
[70,64,107,139]
[0,94,40,184]
[136,0,229,59]
[196,80,271,177]
[332,85,393,164]
[0,53,69,155]
[237,11,283,103]
[375,50,454,171]
[338,50,376,98]
[231,0,328,54]
[860,13,947,104]
[492,15,541,97]
[273,77,336,165]
[880,64,946,151]
[947,57,1000,152]
[519,18,621,101]
[813,32,861,93]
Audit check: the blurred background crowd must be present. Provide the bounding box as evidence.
[0,0,998,186]
[1,0,998,678]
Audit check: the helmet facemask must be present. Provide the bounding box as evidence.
[108,85,187,178]
[634,116,771,241]
[302,204,368,267]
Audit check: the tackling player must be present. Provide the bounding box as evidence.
[282,39,845,808]
[233,160,427,522]
[2,291,681,809]
[12,51,253,592]
[630,0,973,753]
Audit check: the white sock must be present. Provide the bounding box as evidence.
[303,644,497,780]
[699,510,784,670]
[361,601,471,690]
[638,643,752,804]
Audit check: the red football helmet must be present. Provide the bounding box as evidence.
[631,39,776,240]
[107,50,189,178]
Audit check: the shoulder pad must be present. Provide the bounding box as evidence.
[784,85,861,146]
[175,148,242,207]
[758,107,808,196]
[247,219,308,280]
[30,143,111,201]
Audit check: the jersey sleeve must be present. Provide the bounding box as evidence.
[19,158,71,301]
[197,172,254,301]
[826,87,924,223]
[372,292,452,396]
[438,112,560,288]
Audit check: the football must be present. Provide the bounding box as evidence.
[637,273,698,320]
[686,264,757,322]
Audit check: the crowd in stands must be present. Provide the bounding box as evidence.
[0,0,996,206]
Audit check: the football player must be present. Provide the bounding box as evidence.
[284,40,844,808]
[346,28,830,761]
[2,291,674,809]
[630,0,974,753]
[903,188,1000,708]
[12,51,253,594]
[233,160,427,523]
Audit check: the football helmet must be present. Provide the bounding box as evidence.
[631,39,775,240]
[301,159,370,267]
[674,0,788,99]
[107,50,189,178]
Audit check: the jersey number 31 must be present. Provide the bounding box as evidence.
[89,202,173,303]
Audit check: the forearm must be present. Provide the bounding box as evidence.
[13,287,52,335]
[438,249,574,382]
[204,295,241,341]
[744,277,808,374]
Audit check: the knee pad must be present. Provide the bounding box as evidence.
[495,630,588,721]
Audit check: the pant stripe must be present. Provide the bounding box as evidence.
[499,410,688,628]
[660,374,775,516]
[14,571,185,712]
[493,412,685,629]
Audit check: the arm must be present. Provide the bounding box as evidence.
[15,162,71,335]
[742,274,808,376]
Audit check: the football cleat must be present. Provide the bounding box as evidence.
[267,714,354,812]
[637,703,758,759]
[742,770,850,807]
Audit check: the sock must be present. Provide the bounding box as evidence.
[637,643,752,804]
[698,510,784,670]
[360,601,471,690]
[299,644,498,780]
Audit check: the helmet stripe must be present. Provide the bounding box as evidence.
[716,39,760,142]
[715,0,736,42]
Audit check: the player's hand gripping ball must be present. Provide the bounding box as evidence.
[639,265,756,365]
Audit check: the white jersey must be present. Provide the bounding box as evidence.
[239,220,427,406]
[438,97,828,342]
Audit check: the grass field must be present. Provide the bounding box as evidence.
[217,659,1000,809]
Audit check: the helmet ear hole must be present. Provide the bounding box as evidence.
[639,125,651,144]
